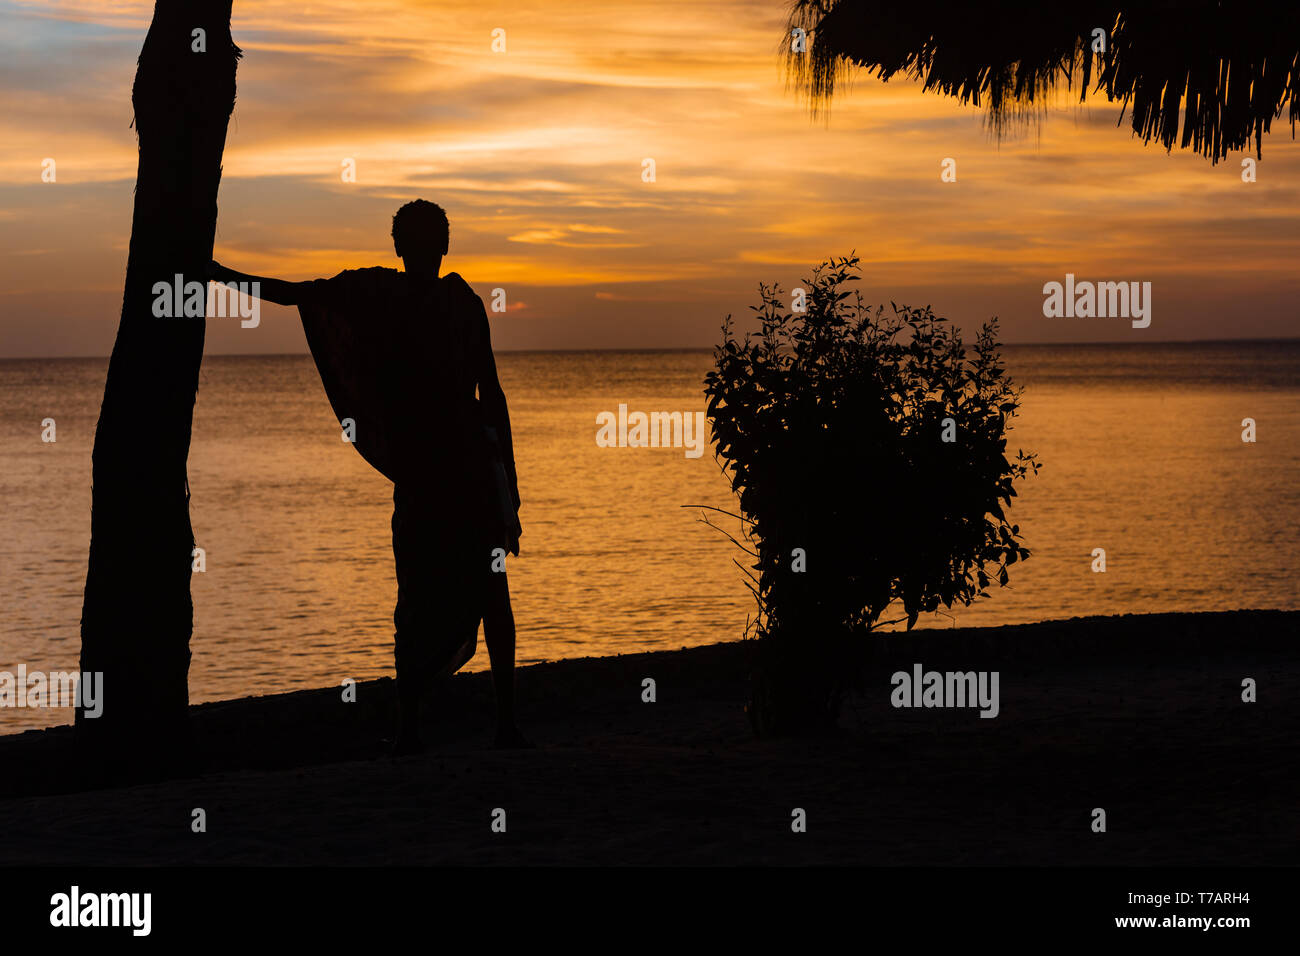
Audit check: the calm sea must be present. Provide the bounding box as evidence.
[2,342,1298,733]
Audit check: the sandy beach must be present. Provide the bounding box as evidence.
[1,610,1296,866]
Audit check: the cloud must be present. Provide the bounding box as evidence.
[2,0,1298,357]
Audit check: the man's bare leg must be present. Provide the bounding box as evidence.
[394,625,477,755]
[484,574,530,747]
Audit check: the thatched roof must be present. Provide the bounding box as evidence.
[786,1,1300,163]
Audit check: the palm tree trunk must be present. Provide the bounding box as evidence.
[78,0,240,771]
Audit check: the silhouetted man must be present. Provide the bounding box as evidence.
[211,200,528,752]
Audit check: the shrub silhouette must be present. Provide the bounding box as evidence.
[702,254,1039,735]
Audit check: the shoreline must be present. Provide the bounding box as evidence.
[2,609,1296,865]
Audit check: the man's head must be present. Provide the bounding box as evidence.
[392,200,449,265]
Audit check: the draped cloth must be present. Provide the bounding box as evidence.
[298,267,521,693]
[298,267,519,535]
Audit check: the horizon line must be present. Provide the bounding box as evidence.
[4,335,1300,362]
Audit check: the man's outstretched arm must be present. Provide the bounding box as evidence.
[209,260,321,307]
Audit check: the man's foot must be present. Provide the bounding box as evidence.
[493,724,534,749]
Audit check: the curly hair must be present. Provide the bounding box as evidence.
[391,199,449,257]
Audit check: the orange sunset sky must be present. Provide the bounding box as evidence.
[2,0,1298,357]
